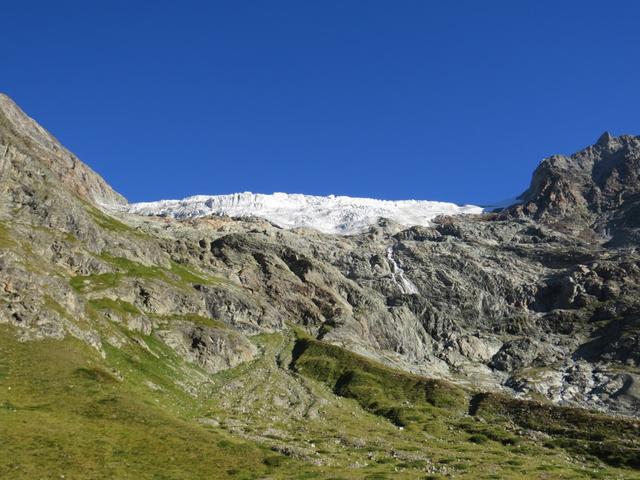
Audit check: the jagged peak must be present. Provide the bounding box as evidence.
[593,132,640,153]
[508,131,640,243]
[596,131,614,147]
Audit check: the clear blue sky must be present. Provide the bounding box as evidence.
[2,1,639,204]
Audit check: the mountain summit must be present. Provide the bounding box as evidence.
[1,95,639,477]
[511,132,640,244]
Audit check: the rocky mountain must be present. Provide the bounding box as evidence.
[1,94,639,479]
[511,131,640,245]
[0,94,126,207]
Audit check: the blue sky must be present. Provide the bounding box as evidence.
[2,1,639,204]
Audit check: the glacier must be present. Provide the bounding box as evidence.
[127,192,485,235]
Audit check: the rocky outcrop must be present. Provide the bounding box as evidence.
[510,132,640,244]
[0,93,126,207]
[158,323,258,374]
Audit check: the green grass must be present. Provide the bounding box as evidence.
[89,298,141,316]
[70,272,121,292]
[100,253,168,278]
[291,337,467,430]
[70,252,223,293]
[456,417,520,446]
[152,313,228,329]
[290,335,640,477]
[84,202,142,235]
[0,325,298,480]
[170,261,217,284]
[473,392,640,469]
[0,221,16,248]
[2,323,637,479]
[43,295,69,317]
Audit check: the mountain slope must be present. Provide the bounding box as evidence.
[0,93,126,206]
[1,94,639,479]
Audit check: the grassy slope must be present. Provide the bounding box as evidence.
[290,335,640,479]
[473,392,640,469]
[0,325,304,480]
[2,323,640,479]
[291,336,468,429]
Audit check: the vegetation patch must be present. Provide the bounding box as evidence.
[290,336,467,429]
[84,202,141,235]
[170,261,216,284]
[0,325,308,479]
[43,295,69,317]
[100,253,168,280]
[88,298,140,316]
[69,254,215,293]
[73,367,117,383]
[70,272,121,292]
[456,417,520,446]
[0,221,16,248]
[472,392,640,468]
[153,312,228,330]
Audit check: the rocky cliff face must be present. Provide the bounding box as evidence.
[511,132,640,245]
[1,94,640,476]
[0,93,126,207]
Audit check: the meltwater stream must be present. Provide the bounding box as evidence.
[386,246,419,295]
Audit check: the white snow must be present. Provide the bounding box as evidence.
[127,192,485,235]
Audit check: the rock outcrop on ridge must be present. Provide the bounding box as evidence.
[511,131,640,246]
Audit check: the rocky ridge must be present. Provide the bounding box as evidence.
[510,131,640,246]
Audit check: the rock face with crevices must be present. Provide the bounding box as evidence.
[0,93,126,207]
[158,323,258,374]
[1,93,639,421]
[509,131,640,245]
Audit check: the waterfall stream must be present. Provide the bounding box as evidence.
[386,246,419,295]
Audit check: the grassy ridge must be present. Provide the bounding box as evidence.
[291,337,467,430]
[473,392,640,469]
[69,252,220,293]
[3,324,640,478]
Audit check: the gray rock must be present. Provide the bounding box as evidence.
[158,323,258,374]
